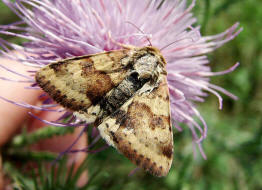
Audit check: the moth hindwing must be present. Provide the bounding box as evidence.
[35,46,173,177]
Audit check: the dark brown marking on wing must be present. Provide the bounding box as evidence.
[85,72,114,104]
[81,58,94,72]
[109,99,171,176]
[114,137,166,177]
[150,117,164,130]
[168,115,172,132]
[36,50,134,114]
[110,131,119,144]
[120,101,169,131]
[111,110,128,126]
[80,58,115,104]
[49,61,67,72]
[161,143,173,159]
[35,73,90,111]
[96,73,149,126]
[119,102,152,130]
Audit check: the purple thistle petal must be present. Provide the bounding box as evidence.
[69,145,109,154]
[42,98,54,105]
[198,62,240,77]
[0,96,62,112]
[28,112,85,127]
[128,167,141,177]
[0,76,33,83]
[0,64,32,80]
[24,86,41,90]
[52,125,88,164]
[55,112,74,122]
[91,127,100,139]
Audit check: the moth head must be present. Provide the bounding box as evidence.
[133,46,167,82]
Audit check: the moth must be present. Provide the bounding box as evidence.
[35,46,173,177]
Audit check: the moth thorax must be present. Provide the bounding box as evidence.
[133,54,160,81]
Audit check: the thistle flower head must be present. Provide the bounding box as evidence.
[0,0,242,157]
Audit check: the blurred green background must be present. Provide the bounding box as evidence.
[0,0,261,190]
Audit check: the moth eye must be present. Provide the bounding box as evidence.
[130,72,139,79]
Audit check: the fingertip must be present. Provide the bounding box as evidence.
[29,110,88,185]
[0,155,3,190]
[0,57,42,146]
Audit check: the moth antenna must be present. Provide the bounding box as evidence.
[125,21,152,46]
[160,37,194,51]
[160,27,201,51]
[108,31,135,49]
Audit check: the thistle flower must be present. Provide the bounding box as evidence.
[0,0,242,158]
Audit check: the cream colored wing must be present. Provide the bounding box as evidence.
[35,49,131,112]
[98,75,173,177]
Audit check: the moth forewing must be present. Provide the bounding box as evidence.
[97,74,172,177]
[35,46,173,177]
[35,49,133,111]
